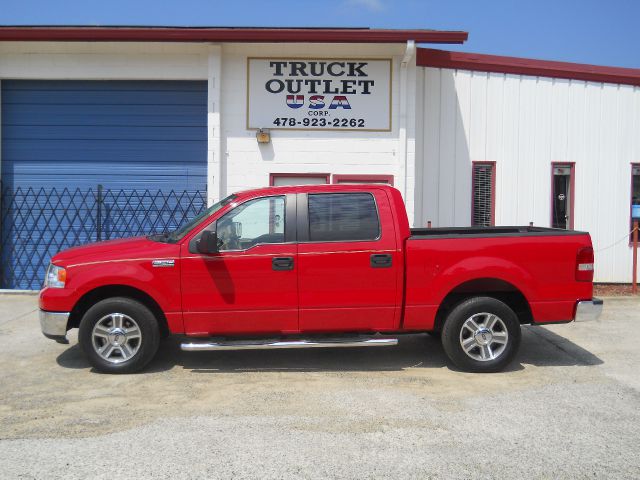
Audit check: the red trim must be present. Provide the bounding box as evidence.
[471,161,496,227]
[332,174,394,186]
[551,162,575,230]
[0,27,468,44]
[631,163,640,245]
[418,48,640,87]
[269,173,330,186]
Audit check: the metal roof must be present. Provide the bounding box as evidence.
[418,48,640,86]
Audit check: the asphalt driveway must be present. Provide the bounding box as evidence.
[0,294,639,479]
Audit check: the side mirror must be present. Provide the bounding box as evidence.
[197,230,218,254]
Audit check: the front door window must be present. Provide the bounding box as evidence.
[216,196,285,250]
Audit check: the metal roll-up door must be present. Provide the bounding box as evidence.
[1,80,207,289]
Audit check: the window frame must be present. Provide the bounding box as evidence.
[189,194,295,253]
[332,174,394,186]
[269,173,330,186]
[298,192,382,244]
[214,194,287,252]
[630,163,640,244]
[471,161,496,227]
[550,162,575,230]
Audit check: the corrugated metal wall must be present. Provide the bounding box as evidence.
[1,80,207,189]
[417,67,640,282]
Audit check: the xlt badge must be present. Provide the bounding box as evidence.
[152,259,175,268]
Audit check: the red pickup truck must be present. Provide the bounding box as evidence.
[40,184,602,374]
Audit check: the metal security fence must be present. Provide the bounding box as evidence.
[0,184,207,290]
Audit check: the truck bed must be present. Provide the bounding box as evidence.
[403,224,593,330]
[409,226,588,239]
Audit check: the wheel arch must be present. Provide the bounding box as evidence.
[432,277,533,332]
[67,284,170,337]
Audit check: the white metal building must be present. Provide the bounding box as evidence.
[0,26,638,287]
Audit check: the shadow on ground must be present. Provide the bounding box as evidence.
[56,325,603,374]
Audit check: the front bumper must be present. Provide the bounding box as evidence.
[40,310,70,344]
[574,298,603,322]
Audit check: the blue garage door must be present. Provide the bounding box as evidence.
[1,80,208,289]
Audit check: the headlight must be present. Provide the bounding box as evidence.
[45,264,67,288]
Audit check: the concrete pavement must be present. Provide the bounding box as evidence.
[0,294,638,479]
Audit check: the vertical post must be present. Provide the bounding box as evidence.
[529,221,534,227]
[96,184,103,242]
[0,180,3,288]
[633,220,638,295]
[207,46,222,206]
[427,221,432,228]
[0,82,3,285]
[398,41,416,223]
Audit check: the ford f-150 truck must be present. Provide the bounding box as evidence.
[40,184,602,374]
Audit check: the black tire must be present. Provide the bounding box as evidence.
[441,296,521,373]
[78,297,160,374]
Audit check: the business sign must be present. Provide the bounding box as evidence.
[247,58,392,131]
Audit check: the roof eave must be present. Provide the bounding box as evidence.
[418,48,640,87]
[0,27,469,44]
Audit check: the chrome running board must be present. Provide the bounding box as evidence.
[180,336,398,352]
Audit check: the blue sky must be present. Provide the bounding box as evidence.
[2,0,638,68]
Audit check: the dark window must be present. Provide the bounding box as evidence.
[633,166,640,202]
[552,164,574,229]
[472,163,495,227]
[308,193,380,242]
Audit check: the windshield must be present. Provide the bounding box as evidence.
[155,194,236,243]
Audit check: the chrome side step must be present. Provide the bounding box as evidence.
[180,336,398,352]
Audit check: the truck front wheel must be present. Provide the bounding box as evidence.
[78,297,160,374]
[441,296,521,373]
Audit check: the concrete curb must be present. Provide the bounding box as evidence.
[0,290,39,295]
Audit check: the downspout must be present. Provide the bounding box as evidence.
[399,40,415,203]
[207,46,223,205]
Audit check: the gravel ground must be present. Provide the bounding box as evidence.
[0,294,639,479]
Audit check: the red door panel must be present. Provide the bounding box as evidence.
[297,189,400,332]
[181,244,298,335]
[181,194,298,335]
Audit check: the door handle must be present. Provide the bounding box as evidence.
[272,256,294,271]
[370,253,392,268]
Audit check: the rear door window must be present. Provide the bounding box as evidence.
[308,193,380,242]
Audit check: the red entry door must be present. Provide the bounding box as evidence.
[297,190,401,333]
[181,195,298,335]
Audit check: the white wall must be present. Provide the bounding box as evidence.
[0,40,418,205]
[417,67,640,282]
[0,42,210,79]
[5,41,635,282]
[0,40,419,236]
[219,43,417,220]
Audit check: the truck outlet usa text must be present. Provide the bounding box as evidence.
[39,185,602,374]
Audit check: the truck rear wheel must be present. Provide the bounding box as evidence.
[78,297,160,374]
[441,296,521,373]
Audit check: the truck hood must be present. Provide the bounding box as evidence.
[51,236,171,266]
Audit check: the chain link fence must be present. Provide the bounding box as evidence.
[0,184,207,290]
